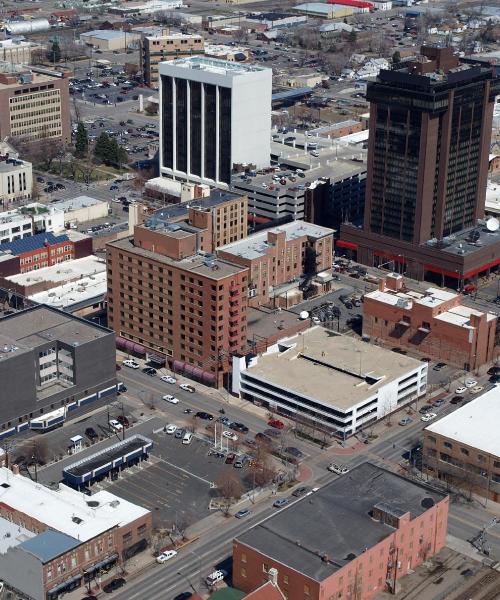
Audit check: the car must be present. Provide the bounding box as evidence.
[264,428,281,438]
[292,486,310,498]
[470,386,484,394]
[156,550,177,563]
[420,357,432,362]
[432,399,446,407]
[419,405,433,414]
[328,463,350,475]
[173,593,193,600]
[234,456,248,468]
[196,411,214,420]
[487,367,500,376]
[268,419,284,429]
[102,578,126,593]
[255,432,274,446]
[206,570,226,586]
[450,395,464,405]
[174,428,186,439]
[180,383,195,392]
[109,419,123,432]
[183,408,194,414]
[218,416,232,425]
[123,359,140,369]
[142,367,157,376]
[231,422,249,433]
[165,424,177,434]
[182,432,193,445]
[225,452,236,464]
[273,498,290,508]
[85,427,98,440]
[110,185,119,191]
[235,508,251,518]
[116,415,130,428]
[161,375,177,384]
[464,379,477,388]
[421,412,437,422]
[36,176,45,183]
[399,417,413,426]
[222,431,238,441]
[455,386,467,394]
[163,394,179,404]
[433,362,447,371]
[282,446,303,459]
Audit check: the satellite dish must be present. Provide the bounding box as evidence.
[486,217,500,232]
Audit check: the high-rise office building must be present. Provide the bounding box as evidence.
[159,57,272,189]
[340,46,500,284]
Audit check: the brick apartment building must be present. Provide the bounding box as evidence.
[218,221,334,307]
[423,388,500,503]
[362,274,498,370]
[233,463,449,600]
[142,32,204,88]
[106,219,249,386]
[0,466,152,600]
[0,69,71,142]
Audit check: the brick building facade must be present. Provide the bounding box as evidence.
[362,275,498,370]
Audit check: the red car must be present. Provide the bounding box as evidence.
[225,453,236,464]
[268,419,284,430]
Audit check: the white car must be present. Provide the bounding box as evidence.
[109,419,123,431]
[471,386,484,394]
[179,383,195,393]
[222,431,238,441]
[161,375,177,384]
[464,379,477,388]
[455,386,467,394]
[328,463,349,475]
[165,424,177,434]
[421,412,437,422]
[163,395,179,404]
[156,550,177,564]
[123,359,140,369]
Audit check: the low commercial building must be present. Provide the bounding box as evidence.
[0,466,152,600]
[0,39,41,65]
[246,12,307,29]
[80,30,142,51]
[218,221,334,307]
[0,306,117,439]
[142,32,204,88]
[3,255,105,315]
[0,203,65,245]
[108,0,183,15]
[424,387,500,502]
[292,2,354,18]
[49,195,110,227]
[0,67,71,143]
[306,120,364,139]
[232,327,427,439]
[204,44,251,62]
[0,153,32,207]
[0,231,92,278]
[107,215,249,387]
[233,462,449,600]
[363,275,498,371]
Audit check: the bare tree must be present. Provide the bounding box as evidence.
[172,512,194,542]
[215,473,244,515]
[31,438,49,465]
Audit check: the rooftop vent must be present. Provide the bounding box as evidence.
[86,500,99,507]
[1,483,10,489]
[71,516,83,524]
[421,497,435,509]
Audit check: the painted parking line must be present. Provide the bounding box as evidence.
[158,458,214,486]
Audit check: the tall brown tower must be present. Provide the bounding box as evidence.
[363,46,497,244]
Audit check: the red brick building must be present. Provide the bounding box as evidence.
[362,274,498,370]
[218,221,334,307]
[233,463,449,600]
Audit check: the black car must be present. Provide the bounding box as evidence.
[196,411,214,421]
[450,395,464,405]
[284,446,304,458]
[173,593,193,600]
[142,367,157,376]
[419,405,433,414]
[292,486,310,498]
[117,415,130,428]
[85,427,98,441]
[231,422,249,433]
[36,176,45,183]
[487,366,500,376]
[103,578,126,593]
[433,362,447,371]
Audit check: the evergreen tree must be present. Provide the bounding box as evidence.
[74,122,88,158]
[392,50,401,64]
[94,132,111,162]
[47,41,61,63]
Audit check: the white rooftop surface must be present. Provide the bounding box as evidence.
[219,221,333,260]
[50,195,107,212]
[30,270,107,309]
[161,56,268,77]
[0,468,149,542]
[425,387,500,455]
[0,516,35,554]
[6,255,106,287]
[246,327,423,410]
[436,305,497,328]
[365,289,412,308]
[416,287,457,307]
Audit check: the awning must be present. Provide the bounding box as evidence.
[48,574,82,594]
[84,553,119,574]
[336,240,358,251]
[418,326,430,333]
[398,320,410,326]
[116,336,146,356]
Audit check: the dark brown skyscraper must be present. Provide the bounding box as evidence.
[340,46,500,284]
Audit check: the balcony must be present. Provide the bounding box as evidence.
[229,331,239,341]
[229,308,239,317]
[229,299,239,307]
[229,286,239,296]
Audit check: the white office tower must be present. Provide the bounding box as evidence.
[159,57,272,188]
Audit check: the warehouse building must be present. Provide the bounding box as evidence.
[80,30,142,51]
[0,306,117,439]
[232,327,427,439]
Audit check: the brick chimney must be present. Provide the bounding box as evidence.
[386,273,403,292]
[378,277,386,292]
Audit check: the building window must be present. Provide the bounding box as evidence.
[283,574,289,585]
[240,568,247,578]
[304,584,310,596]
[241,553,247,564]
[444,442,453,449]
[263,563,269,573]
[460,448,469,456]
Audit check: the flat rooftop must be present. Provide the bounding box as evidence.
[152,190,244,222]
[0,70,64,90]
[0,467,150,543]
[0,305,110,357]
[159,56,268,77]
[6,256,105,287]
[245,327,422,410]
[236,462,446,581]
[425,222,500,257]
[219,221,333,260]
[425,387,500,456]
[109,236,247,280]
[49,195,107,212]
[0,516,35,554]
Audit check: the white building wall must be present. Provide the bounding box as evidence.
[0,162,33,206]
